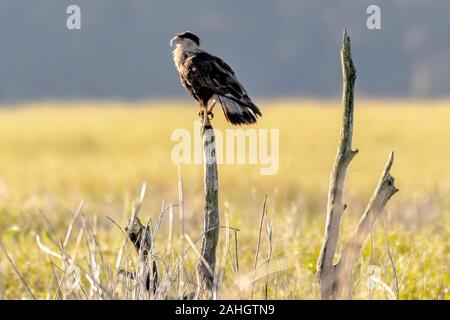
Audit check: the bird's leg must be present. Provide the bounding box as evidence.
[207,99,216,120]
[199,107,208,136]
[199,100,216,135]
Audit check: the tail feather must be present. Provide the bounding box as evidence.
[218,95,262,125]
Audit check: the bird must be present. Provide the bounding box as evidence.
[170,31,262,126]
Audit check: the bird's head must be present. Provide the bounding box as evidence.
[170,31,201,52]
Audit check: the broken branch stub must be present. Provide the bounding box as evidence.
[126,216,158,293]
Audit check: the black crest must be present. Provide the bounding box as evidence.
[177,31,200,46]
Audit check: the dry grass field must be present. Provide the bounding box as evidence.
[0,100,448,299]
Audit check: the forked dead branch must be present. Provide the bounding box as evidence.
[316,30,398,300]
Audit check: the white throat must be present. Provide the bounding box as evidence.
[172,46,187,72]
[172,39,200,72]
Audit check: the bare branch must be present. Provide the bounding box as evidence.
[334,151,398,298]
[316,29,358,299]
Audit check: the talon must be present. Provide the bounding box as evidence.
[198,110,205,118]
[207,112,214,120]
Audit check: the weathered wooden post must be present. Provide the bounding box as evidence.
[316,30,398,299]
[196,111,220,299]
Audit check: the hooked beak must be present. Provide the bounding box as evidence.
[170,36,182,48]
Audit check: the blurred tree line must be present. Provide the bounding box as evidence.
[0,0,448,102]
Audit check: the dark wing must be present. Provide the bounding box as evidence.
[181,51,262,125]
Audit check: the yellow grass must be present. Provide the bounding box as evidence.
[0,100,448,299]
